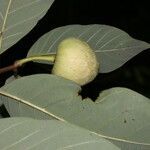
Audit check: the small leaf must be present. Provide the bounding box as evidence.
[0,74,150,149]
[0,117,120,150]
[27,25,150,73]
[0,0,55,54]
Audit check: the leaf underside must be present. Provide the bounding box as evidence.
[0,74,150,149]
[0,117,120,150]
[0,0,54,54]
[28,25,150,73]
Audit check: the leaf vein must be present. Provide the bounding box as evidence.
[77,26,93,38]
[0,120,28,135]
[0,0,12,48]
[59,140,101,150]
[3,32,22,41]
[99,33,124,49]
[0,90,65,122]
[4,8,46,32]
[2,129,42,150]
[95,28,116,46]
[87,27,104,42]
[8,0,41,14]
[95,45,150,52]
[39,31,56,53]
[0,12,4,20]
[47,27,73,52]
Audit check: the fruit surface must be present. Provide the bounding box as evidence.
[52,38,99,85]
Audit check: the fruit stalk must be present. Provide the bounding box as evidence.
[15,54,56,67]
[0,54,56,74]
[0,37,99,86]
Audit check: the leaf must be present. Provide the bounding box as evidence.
[0,75,20,107]
[0,0,55,54]
[27,25,150,73]
[0,117,120,150]
[0,76,54,120]
[5,75,20,85]
[0,74,150,149]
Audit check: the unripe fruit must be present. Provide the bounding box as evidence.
[14,37,99,86]
[52,38,99,85]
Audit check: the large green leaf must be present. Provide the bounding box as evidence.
[0,74,150,149]
[0,117,120,150]
[0,0,54,54]
[27,25,150,73]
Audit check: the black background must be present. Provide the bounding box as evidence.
[0,0,150,100]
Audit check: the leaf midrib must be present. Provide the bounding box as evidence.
[0,90,150,146]
[0,90,65,122]
[0,0,12,49]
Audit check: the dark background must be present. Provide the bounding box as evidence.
[0,0,150,101]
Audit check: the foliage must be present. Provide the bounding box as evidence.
[0,0,150,149]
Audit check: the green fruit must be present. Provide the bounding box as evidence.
[52,38,99,85]
[15,37,99,85]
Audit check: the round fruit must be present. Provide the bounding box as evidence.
[52,37,99,85]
